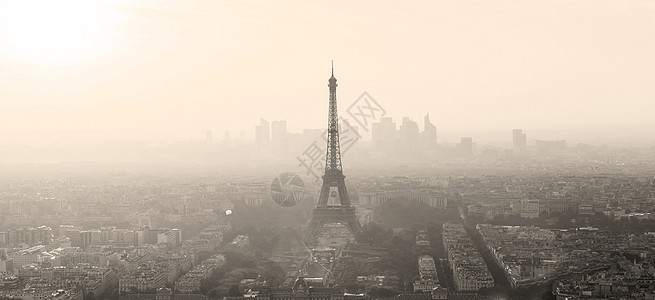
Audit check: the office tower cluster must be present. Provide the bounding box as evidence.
[371,114,437,160]
[254,119,289,158]
[513,129,527,151]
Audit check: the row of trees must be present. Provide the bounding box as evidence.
[201,251,285,299]
[471,211,655,233]
[373,197,459,229]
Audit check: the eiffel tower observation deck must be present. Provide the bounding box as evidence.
[305,63,361,243]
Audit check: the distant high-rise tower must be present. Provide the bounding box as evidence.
[206,130,213,143]
[421,114,437,148]
[255,118,270,145]
[400,117,420,157]
[271,120,289,155]
[306,64,361,242]
[513,129,527,151]
[372,117,397,145]
[224,131,230,142]
[459,137,473,157]
[271,121,287,144]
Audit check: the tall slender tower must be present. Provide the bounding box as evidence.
[306,63,361,241]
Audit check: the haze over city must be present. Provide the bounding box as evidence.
[4,2,655,300]
[2,0,655,146]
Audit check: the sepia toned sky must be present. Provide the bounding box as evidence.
[1,0,655,144]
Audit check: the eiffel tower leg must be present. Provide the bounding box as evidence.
[317,180,331,207]
[336,178,351,207]
[346,215,361,241]
[305,218,320,242]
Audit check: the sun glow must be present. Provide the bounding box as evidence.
[0,0,120,64]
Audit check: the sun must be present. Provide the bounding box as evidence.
[0,0,119,64]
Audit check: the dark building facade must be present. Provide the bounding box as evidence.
[256,277,344,300]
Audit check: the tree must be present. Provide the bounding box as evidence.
[227,284,242,297]
[360,222,393,246]
[207,288,220,300]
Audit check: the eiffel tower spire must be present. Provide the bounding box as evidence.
[325,61,343,175]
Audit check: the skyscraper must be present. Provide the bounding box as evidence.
[372,117,397,145]
[400,117,420,157]
[513,129,527,151]
[421,113,437,148]
[255,118,270,145]
[459,137,473,157]
[271,120,287,144]
[271,120,289,156]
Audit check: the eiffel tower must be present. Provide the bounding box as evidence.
[305,63,361,242]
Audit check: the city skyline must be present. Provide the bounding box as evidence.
[0,116,651,146]
[2,0,655,145]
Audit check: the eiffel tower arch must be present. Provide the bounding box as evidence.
[305,63,361,242]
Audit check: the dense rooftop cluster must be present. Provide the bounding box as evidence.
[442,223,493,291]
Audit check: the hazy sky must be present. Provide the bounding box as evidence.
[1,0,655,144]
